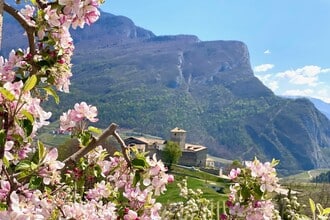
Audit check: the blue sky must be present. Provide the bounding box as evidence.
[101,0,330,103]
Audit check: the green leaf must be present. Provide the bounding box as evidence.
[0,130,5,150]
[241,186,251,199]
[15,160,32,171]
[30,162,38,170]
[17,171,30,180]
[322,208,330,215]
[88,126,102,135]
[132,157,147,170]
[79,158,88,170]
[113,151,122,157]
[23,75,37,92]
[310,198,316,220]
[271,158,280,166]
[2,156,9,168]
[21,110,35,123]
[16,50,24,56]
[43,87,60,104]
[29,176,42,189]
[253,185,263,200]
[38,141,46,163]
[93,165,102,177]
[36,60,50,67]
[0,88,15,101]
[79,132,92,146]
[0,203,8,211]
[133,172,141,186]
[22,119,33,136]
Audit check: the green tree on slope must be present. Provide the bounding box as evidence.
[162,141,182,170]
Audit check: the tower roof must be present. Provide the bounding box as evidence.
[170,127,186,133]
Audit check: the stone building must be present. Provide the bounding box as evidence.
[124,127,207,167]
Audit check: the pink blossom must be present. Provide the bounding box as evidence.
[60,102,98,131]
[9,191,50,219]
[167,174,174,183]
[146,154,167,176]
[60,110,76,131]
[59,0,82,15]
[229,203,244,217]
[25,97,52,130]
[150,202,162,219]
[20,5,35,18]
[228,167,241,179]
[0,181,10,201]
[124,209,138,220]
[17,144,32,159]
[72,16,86,29]
[44,6,61,27]
[3,81,23,99]
[73,102,98,122]
[83,7,100,25]
[4,141,14,161]
[20,5,35,25]
[43,148,64,170]
[86,180,111,201]
[40,148,65,185]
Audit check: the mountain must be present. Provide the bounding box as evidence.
[284,96,330,120]
[2,10,330,175]
[309,98,330,119]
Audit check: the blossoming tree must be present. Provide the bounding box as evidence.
[0,0,173,219]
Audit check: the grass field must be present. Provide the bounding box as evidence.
[157,165,229,205]
[156,165,229,220]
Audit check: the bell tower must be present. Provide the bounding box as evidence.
[170,127,186,149]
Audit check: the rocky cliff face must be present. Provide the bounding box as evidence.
[2,10,330,175]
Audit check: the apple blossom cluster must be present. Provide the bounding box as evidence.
[0,0,175,219]
[0,0,103,161]
[61,147,173,219]
[222,158,281,220]
[0,79,51,163]
[18,0,102,93]
[60,101,98,131]
[0,130,173,218]
[0,147,66,219]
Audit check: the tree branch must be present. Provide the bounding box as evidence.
[113,129,131,169]
[63,123,131,169]
[4,3,36,56]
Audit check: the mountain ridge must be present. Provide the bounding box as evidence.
[2,10,330,175]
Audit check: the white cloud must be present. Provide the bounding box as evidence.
[254,64,274,73]
[264,49,271,54]
[255,73,279,91]
[320,68,330,73]
[314,88,330,103]
[282,88,330,104]
[282,89,314,97]
[255,64,330,103]
[268,81,279,91]
[276,65,328,87]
